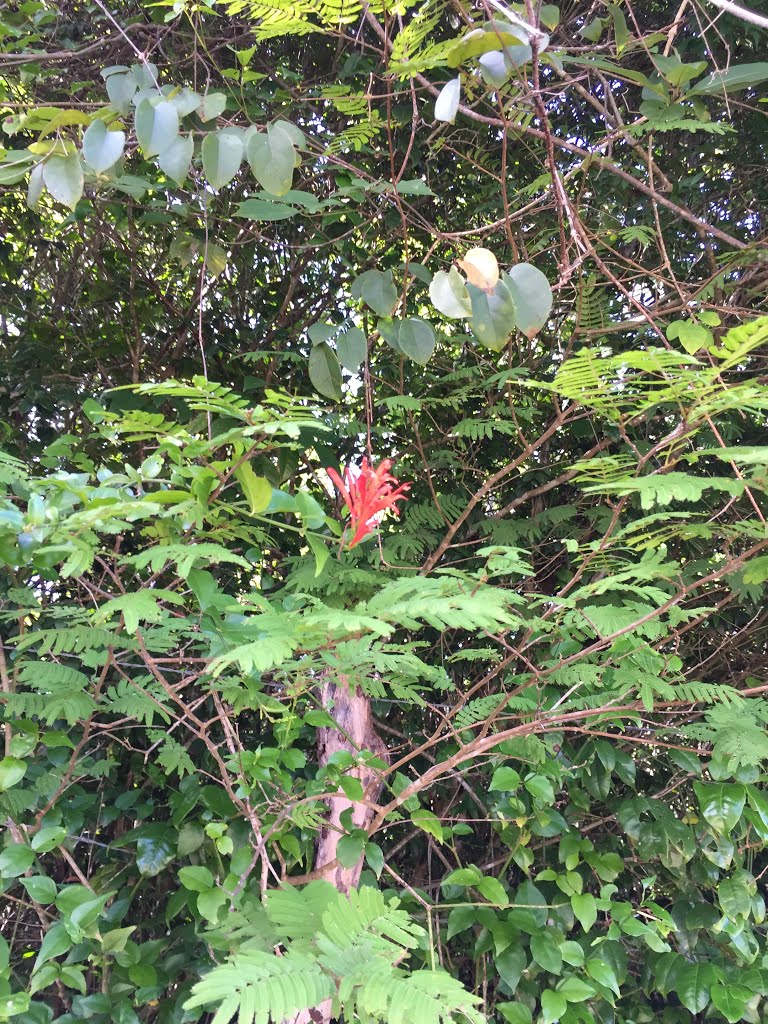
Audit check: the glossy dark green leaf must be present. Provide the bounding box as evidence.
[675,961,716,1014]
[136,835,175,876]
[694,781,746,833]
[711,983,751,1023]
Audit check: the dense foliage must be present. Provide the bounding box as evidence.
[1,1,768,1023]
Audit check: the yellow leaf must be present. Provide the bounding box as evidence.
[458,247,499,291]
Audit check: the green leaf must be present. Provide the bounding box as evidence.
[308,342,342,401]
[20,875,57,904]
[435,77,461,123]
[540,990,567,1024]
[690,62,768,96]
[197,887,226,923]
[69,892,113,932]
[560,941,584,967]
[498,1002,533,1024]
[694,781,746,833]
[586,957,620,996]
[477,875,508,906]
[158,132,194,185]
[540,5,560,30]
[524,774,555,804]
[178,823,205,856]
[105,71,137,114]
[571,893,597,932]
[556,977,596,1002]
[468,279,517,351]
[60,965,87,994]
[339,775,364,800]
[364,841,385,877]
[135,98,179,157]
[608,4,630,54]
[336,326,367,372]
[235,197,298,220]
[676,961,716,1014]
[429,267,472,319]
[710,983,751,1023]
[100,926,136,954]
[31,826,67,853]
[447,905,476,940]
[30,961,59,996]
[0,756,27,791]
[490,767,522,792]
[136,835,175,876]
[443,865,483,887]
[82,119,125,173]
[495,946,526,991]
[355,269,398,317]
[246,123,296,196]
[530,932,563,974]
[168,86,201,117]
[718,873,752,920]
[234,463,272,514]
[42,153,84,209]
[504,264,553,338]
[398,317,435,364]
[0,843,35,878]
[411,807,444,843]
[447,27,527,67]
[202,131,243,190]
[178,866,214,892]
[33,922,71,971]
[337,831,366,868]
[198,91,227,121]
[306,533,330,578]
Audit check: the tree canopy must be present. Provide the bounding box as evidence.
[1,1,768,1023]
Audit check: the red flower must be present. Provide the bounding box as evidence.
[327,458,410,549]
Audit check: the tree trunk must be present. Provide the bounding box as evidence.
[287,676,388,1024]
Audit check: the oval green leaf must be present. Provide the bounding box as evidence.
[135,98,179,158]
[398,317,435,365]
[308,342,342,401]
[504,263,553,338]
[42,153,84,209]
[158,132,194,185]
[336,326,367,372]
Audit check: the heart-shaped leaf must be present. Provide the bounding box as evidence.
[82,119,125,173]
